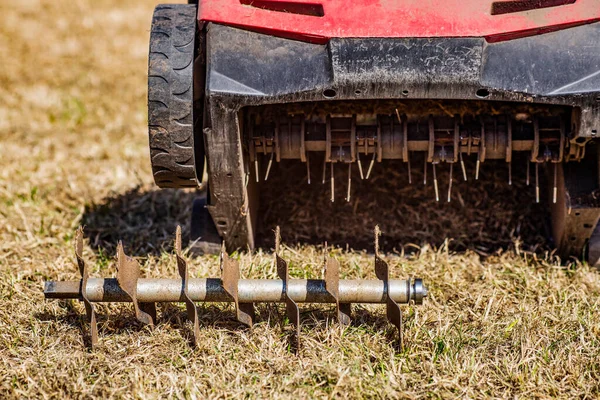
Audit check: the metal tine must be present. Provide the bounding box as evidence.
[373,226,404,350]
[322,154,327,184]
[330,162,335,202]
[365,152,376,179]
[346,163,352,202]
[264,151,274,181]
[447,162,453,203]
[221,243,255,328]
[357,151,364,179]
[116,242,156,327]
[306,156,311,184]
[75,227,98,347]
[175,226,200,346]
[324,243,351,325]
[433,163,439,202]
[275,226,300,354]
[535,162,540,203]
[553,162,558,204]
[254,159,259,183]
[459,151,467,181]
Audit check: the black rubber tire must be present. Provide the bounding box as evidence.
[148,4,199,188]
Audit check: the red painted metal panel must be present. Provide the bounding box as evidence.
[198,0,600,43]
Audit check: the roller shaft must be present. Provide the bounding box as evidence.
[44,278,425,304]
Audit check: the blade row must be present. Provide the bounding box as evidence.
[67,226,423,352]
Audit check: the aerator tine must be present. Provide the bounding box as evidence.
[74,227,98,347]
[274,226,301,353]
[324,242,351,326]
[175,226,200,346]
[374,226,404,349]
[221,242,255,328]
[116,242,156,327]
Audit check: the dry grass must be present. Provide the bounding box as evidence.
[1,0,600,398]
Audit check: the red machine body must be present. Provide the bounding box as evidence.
[147,1,600,259]
[198,0,600,43]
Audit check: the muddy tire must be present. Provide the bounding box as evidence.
[148,4,200,188]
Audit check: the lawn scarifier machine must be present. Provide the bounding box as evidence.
[44,0,600,348]
[146,0,600,259]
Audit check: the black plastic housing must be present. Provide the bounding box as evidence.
[200,22,600,250]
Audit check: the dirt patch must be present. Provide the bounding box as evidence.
[258,154,550,254]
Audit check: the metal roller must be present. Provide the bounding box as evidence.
[44,226,427,352]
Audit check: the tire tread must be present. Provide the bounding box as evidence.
[148,4,198,188]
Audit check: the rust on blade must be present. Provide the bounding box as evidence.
[116,242,156,327]
[175,226,200,346]
[75,227,98,347]
[324,246,351,325]
[373,226,403,349]
[46,227,427,351]
[221,245,255,328]
[275,226,300,353]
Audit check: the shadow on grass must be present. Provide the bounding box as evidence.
[81,154,552,258]
[35,301,158,348]
[38,300,397,351]
[81,187,198,257]
[35,301,83,329]
[148,302,397,351]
